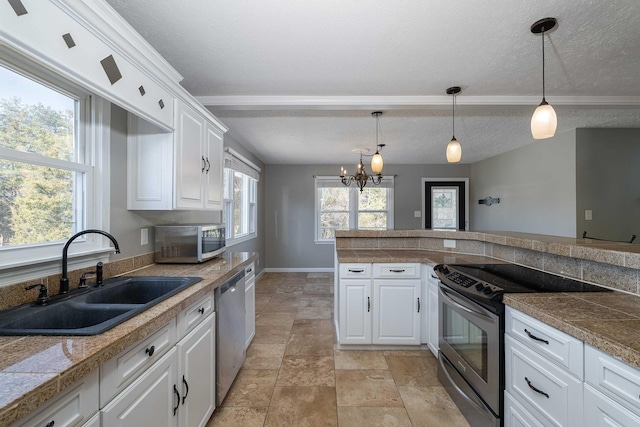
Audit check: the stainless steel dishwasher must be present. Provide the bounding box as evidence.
[215,270,246,405]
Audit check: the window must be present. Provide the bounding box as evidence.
[223,149,259,245]
[315,176,394,242]
[0,54,110,282]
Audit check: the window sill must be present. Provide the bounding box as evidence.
[227,233,257,247]
[314,239,336,245]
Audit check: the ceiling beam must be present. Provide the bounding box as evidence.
[197,95,640,110]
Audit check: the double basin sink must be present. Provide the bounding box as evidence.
[0,276,201,336]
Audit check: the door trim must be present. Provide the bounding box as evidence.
[421,178,470,230]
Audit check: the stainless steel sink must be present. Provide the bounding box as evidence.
[0,276,201,336]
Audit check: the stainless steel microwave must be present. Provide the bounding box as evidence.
[154,224,226,263]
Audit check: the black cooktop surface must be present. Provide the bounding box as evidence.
[447,263,610,293]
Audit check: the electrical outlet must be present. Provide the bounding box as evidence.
[444,239,456,248]
[141,228,149,245]
[414,211,422,218]
[585,210,593,221]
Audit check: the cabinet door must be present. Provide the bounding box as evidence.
[178,314,216,427]
[372,279,421,345]
[204,122,224,210]
[339,279,372,344]
[102,347,178,427]
[584,383,640,427]
[174,100,205,209]
[245,275,256,349]
[427,280,439,357]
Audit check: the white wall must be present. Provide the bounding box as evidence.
[470,130,577,237]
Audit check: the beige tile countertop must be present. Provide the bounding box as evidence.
[0,252,257,426]
[337,249,640,370]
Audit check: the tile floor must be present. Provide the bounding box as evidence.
[207,272,470,427]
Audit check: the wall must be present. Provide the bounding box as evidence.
[576,128,640,243]
[264,163,470,270]
[469,130,577,237]
[109,105,265,272]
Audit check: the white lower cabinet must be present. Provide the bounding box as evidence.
[82,412,101,427]
[102,347,178,427]
[427,272,439,357]
[504,390,545,427]
[584,383,640,427]
[338,263,421,345]
[245,262,256,349]
[12,369,99,427]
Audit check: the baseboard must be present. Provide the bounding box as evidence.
[262,267,335,273]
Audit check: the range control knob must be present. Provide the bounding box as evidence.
[482,286,493,295]
[475,283,484,291]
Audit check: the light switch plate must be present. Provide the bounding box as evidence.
[444,239,456,248]
[585,210,593,221]
[414,211,422,218]
[141,228,149,245]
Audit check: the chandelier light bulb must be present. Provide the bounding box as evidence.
[446,138,462,163]
[371,151,383,174]
[531,101,557,139]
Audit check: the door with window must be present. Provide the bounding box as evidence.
[423,179,468,230]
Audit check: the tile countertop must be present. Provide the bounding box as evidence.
[337,249,640,370]
[0,251,257,427]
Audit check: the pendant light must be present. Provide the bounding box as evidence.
[371,112,384,173]
[530,17,558,139]
[446,86,462,163]
[339,112,386,192]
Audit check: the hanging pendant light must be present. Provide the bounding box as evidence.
[339,112,386,192]
[446,86,462,163]
[530,17,558,139]
[371,112,384,173]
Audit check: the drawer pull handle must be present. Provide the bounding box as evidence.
[417,297,421,313]
[525,377,549,398]
[431,274,438,279]
[348,269,364,273]
[173,384,180,415]
[524,329,549,345]
[390,269,406,273]
[145,345,155,357]
[201,156,206,172]
[198,307,205,314]
[367,297,370,312]
[46,421,54,427]
[182,375,190,404]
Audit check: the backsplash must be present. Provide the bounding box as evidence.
[335,230,640,295]
[0,253,155,311]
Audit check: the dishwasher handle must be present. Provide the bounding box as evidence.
[220,270,246,295]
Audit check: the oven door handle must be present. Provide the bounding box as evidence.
[439,285,495,321]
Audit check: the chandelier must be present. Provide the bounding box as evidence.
[339,112,386,192]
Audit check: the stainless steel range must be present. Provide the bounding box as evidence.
[434,263,609,427]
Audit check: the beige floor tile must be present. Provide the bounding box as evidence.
[398,385,471,427]
[277,355,335,387]
[285,333,335,356]
[291,319,336,335]
[334,349,389,370]
[244,343,287,369]
[206,407,268,427]
[299,296,333,309]
[262,302,300,313]
[270,293,302,304]
[296,307,332,319]
[256,312,296,328]
[264,386,337,427]
[221,369,278,407]
[337,407,413,427]
[382,349,432,357]
[253,326,291,344]
[385,354,440,387]
[303,282,333,295]
[335,370,403,407]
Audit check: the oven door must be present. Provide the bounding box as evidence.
[438,283,502,416]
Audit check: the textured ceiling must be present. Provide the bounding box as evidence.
[106,0,640,165]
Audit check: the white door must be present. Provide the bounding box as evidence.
[339,279,372,344]
[373,279,421,345]
[102,348,177,427]
[175,100,204,209]
[178,314,216,427]
[204,122,224,209]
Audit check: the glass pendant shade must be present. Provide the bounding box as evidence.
[446,138,462,163]
[371,152,383,173]
[531,100,557,139]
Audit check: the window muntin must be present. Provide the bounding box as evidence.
[224,168,258,243]
[315,177,394,241]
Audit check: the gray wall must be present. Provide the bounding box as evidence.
[264,163,470,270]
[576,128,640,243]
[109,105,265,272]
[469,130,577,237]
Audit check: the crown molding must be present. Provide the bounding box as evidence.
[197,95,640,110]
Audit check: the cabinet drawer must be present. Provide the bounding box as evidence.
[505,335,583,427]
[584,383,640,426]
[425,265,440,285]
[506,307,583,379]
[13,369,98,427]
[585,345,640,416]
[504,391,545,427]
[339,263,372,278]
[178,293,214,340]
[373,263,421,279]
[245,262,256,280]
[100,319,177,406]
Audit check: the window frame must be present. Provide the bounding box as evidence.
[314,176,394,243]
[223,168,258,246]
[0,52,111,286]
